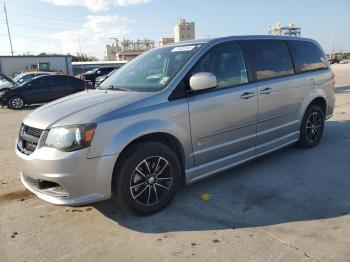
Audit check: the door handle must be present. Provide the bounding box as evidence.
[260,87,272,95]
[240,91,255,99]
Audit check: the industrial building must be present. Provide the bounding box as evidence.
[268,22,301,37]
[174,18,195,43]
[105,18,195,61]
[105,38,155,61]
[159,37,175,46]
[0,55,73,77]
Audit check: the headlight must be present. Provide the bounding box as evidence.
[44,124,97,152]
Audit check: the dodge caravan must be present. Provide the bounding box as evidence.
[16,36,335,215]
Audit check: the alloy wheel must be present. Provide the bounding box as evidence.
[129,156,173,207]
[11,98,24,109]
[306,111,322,143]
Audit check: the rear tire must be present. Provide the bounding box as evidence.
[298,104,325,148]
[113,141,181,216]
[8,96,25,110]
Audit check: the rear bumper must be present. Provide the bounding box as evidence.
[326,95,336,120]
[16,144,118,206]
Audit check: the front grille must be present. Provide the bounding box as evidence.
[25,126,43,138]
[17,124,44,155]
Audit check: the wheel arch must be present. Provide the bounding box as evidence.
[308,97,327,116]
[303,97,327,119]
[111,132,187,194]
[299,89,328,122]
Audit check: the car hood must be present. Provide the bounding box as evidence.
[23,89,153,129]
[0,82,13,90]
[0,74,16,87]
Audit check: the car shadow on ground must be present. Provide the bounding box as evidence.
[335,85,350,94]
[94,119,350,233]
[0,104,41,111]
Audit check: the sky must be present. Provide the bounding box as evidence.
[0,0,349,59]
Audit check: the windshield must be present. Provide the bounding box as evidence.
[100,44,204,92]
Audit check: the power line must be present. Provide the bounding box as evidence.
[1,10,174,27]
[0,22,66,32]
[1,10,268,30]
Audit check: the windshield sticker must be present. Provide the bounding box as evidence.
[171,46,196,52]
[159,77,169,85]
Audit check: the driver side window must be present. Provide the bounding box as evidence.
[191,42,248,89]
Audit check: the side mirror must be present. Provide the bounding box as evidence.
[189,72,217,92]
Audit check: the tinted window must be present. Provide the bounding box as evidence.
[30,77,51,88]
[51,76,67,86]
[191,42,248,89]
[292,41,328,72]
[248,41,294,80]
[69,77,84,87]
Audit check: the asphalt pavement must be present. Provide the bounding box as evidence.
[0,65,349,262]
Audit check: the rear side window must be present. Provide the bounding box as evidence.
[51,76,67,85]
[292,41,328,72]
[191,42,248,89]
[69,77,84,87]
[248,41,294,81]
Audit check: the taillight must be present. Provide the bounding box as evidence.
[331,71,336,88]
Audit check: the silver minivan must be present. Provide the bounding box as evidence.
[16,36,335,215]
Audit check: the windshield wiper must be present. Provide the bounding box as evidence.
[104,85,128,91]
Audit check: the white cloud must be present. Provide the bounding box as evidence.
[50,15,133,58]
[43,0,151,12]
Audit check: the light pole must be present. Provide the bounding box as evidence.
[3,2,14,56]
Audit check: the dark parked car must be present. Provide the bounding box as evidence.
[0,71,55,90]
[0,75,86,109]
[81,66,118,87]
[94,68,119,87]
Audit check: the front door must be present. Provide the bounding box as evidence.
[24,77,52,104]
[187,42,257,178]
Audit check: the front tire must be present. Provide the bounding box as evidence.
[8,96,25,110]
[298,104,325,148]
[113,141,181,215]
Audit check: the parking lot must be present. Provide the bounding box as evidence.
[0,65,349,262]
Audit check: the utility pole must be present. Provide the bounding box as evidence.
[77,31,82,61]
[3,2,14,56]
[330,28,334,60]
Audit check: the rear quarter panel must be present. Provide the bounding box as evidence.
[298,69,335,121]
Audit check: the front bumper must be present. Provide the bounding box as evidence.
[0,96,8,106]
[16,144,118,206]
